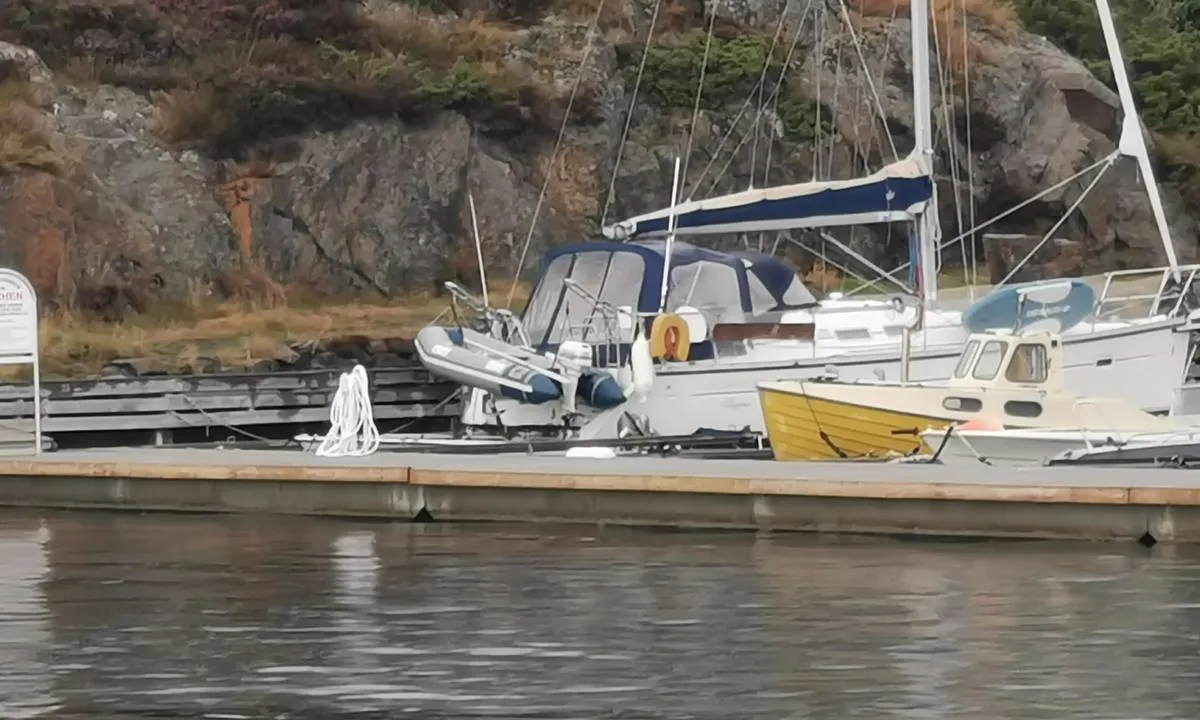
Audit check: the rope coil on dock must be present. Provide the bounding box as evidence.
[315,365,381,457]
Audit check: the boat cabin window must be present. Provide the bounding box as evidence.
[1004,400,1043,418]
[666,261,745,327]
[943,396,983,412]
[522,250,647,346]
[746,273,778,316]
[953,340,980,378]
[972,340,1007,380]
[1005,343,1049,384]
[523,254,572,342]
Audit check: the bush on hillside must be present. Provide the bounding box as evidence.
[0,0,576,158]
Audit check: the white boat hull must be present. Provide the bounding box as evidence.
[463,316,1193,439]
[923,426,1200,467]
[920,428,1122,466]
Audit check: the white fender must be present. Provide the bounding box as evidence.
[629,331,654,403]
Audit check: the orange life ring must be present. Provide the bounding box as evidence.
[649,313,691,361]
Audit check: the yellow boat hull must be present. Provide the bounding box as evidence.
[758,384,953,461]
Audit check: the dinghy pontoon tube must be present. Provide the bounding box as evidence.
[414,325,626,410]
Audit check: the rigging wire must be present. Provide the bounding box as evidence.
[824,18,844,180]
[843,151,1122,296]
[599,0,668,228]
[747,0,796,187]
[961,0,980,290]
[993,156,1119,289]
[506,0,609,308]
[679,3,720,194]
[834,0,899,162]
[929,2,961,284]
[761,0,818,184]
[695,0,816,200]
[811,0,823,181]
[684,93,756,199]
[758,0,819,251]
[864,0,900,176]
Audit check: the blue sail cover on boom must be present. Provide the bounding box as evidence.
[602,152,933,240]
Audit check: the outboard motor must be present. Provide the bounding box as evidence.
[555,340,593,413]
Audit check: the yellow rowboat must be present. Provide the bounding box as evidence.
[758,382,949,460]
[758,330,1174,461]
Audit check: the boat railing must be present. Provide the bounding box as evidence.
[1090,264,1200,327]
[814,298,920,316]
[1070,397,1148,448]
[443,281,533,347]
[560,279,633,367]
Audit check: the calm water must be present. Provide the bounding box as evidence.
[1,512,1200,719]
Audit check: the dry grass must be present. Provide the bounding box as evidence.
[0,79,64,175]
[58,56,115,89]
[363,0,518,67]
[549,0,635,32]
[29,281,532,379]
[151,85,231,147]
[654,1,696,39]
[851,0,1019,77]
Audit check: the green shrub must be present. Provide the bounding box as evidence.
[777,99,834,141]
[637,31,784,109]
[1014,0,1200,136]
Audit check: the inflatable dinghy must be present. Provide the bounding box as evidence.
[415,326,625,409]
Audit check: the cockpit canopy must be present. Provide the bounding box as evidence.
[521,240,818,348]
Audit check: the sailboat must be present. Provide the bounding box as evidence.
[416,0,1200,442]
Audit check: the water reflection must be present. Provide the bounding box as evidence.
[0,520,56,718]
[0,511,1198,718]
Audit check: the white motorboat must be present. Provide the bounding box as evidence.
[919,382,1200,466]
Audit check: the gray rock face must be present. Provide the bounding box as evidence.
[0,40,53,101]
[247,115,574,297]
[50,85,239,287]
[962,30,1195,273]
[0,60,238,314]
[0,12,1196,314]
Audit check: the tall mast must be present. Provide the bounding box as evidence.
[910,0,940,302]
[1094,0,1180,281]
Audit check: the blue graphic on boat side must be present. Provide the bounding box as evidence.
[961,280,1096,335]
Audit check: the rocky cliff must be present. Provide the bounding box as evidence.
[0,0,1195,317]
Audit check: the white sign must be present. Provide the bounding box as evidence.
[0,270,37,361]
[0,269,41,455]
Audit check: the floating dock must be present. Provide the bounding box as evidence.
[0,448,1198,543]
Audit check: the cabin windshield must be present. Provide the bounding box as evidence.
[1005,343,1049,383]
[665,261,745,327]
[522,250,647,347]
[972,340,1008,380]
[953,340,980,378]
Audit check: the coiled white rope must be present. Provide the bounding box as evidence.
[314,364,380,457]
